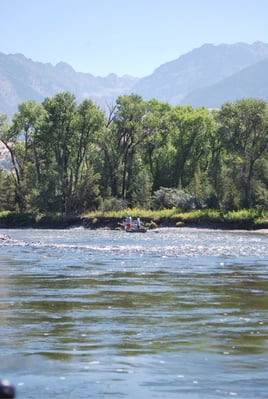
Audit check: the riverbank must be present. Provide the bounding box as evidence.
[1,210,268,230]
[81,216,268,230]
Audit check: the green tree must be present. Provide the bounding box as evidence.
[0,102,47,211]
[71,99,105,212]
[42,93,105,213]
[98,94,157,205]
[142,99,173,191]
[170,106,214,188]
[217,98,268,208]
[151,106,215,201]
[42,92,77,212]
[0,170,16,210]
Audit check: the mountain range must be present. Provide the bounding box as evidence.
[1,41,268,117]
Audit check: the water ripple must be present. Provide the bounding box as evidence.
[0,228,268,398]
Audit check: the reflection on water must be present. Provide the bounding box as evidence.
[0,228,268,398]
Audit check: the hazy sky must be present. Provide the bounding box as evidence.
[1,0,268,77]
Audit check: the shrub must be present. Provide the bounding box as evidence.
[100,197,128,212]
[152,187,196,211]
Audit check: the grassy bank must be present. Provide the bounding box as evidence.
[1,208,268,230]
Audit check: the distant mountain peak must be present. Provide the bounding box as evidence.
[0,52,137,117]
[55,61,75,73]
[132,41,268,104]
[1,42,268,117]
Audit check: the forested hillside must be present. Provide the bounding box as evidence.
[1,93,268,214]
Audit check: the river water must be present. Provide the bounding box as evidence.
[0,227,268,399]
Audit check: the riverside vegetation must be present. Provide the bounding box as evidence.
[1,208,268,230]
[1,93,268,228]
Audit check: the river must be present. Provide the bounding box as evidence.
[0,227,268,398]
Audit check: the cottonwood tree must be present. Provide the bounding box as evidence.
[42,92,105,212]
[151,105,215,199]
[0,101,47,211]
[217,98,268,208]
[98,94,156,205]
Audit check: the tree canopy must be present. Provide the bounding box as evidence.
[1,94,268,213]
